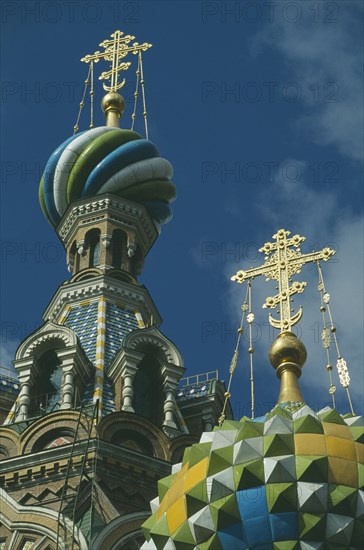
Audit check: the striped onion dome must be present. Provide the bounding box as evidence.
[39,127,176,226]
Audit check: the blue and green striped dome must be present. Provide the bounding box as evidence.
[39,127,176,226]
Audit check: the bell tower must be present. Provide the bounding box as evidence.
[0,30,232,549]
[60,194,156,279]
[17,29,181,426]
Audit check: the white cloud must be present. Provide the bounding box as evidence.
[243,3,363,410]
[252,2,363,163]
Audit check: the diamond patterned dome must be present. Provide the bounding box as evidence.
[142,403,363,549]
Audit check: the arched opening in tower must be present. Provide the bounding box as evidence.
[132,355,164,427]
[28,350,62,416]
[85,228,101,267]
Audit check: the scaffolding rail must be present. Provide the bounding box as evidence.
[179,370,219,387]
[56,400,99,550]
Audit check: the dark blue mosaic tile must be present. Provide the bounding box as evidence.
[67,301,141,417]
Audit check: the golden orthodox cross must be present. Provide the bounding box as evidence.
[232,229,335,332]
[81,30,152,92]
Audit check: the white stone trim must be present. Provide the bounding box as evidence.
[15,322,78,360]
[123,326,184,367]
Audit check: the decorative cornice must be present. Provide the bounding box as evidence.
[57,345,92,385]
[108,349,144,381]
[161,362,186,390]
[56,194,159,256]
[42,275,162,327]
[58,196,142,237]
[0,439,171,482]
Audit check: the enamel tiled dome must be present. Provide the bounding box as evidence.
[39,127,176,227]
[142,403,363,549]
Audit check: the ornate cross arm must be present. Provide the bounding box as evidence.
[259,231,305,255]
[231,229,336,332]
[99,62,131,91]
[81,30,152,92]
[232,263,275,283]
[264,281,307,309]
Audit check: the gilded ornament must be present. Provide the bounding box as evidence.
[81,30,152,93]
[337,357,350,387]
[321,327,331,349]
[232,229,335,332]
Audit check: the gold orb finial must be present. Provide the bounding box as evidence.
[269,331,307,404]
[101,92,125,127]
[269,331,307,370]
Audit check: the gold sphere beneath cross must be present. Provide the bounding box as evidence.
[269,332,307,404]
[101,92,125,126]
[269,331,307,371]
[101,91,125,112]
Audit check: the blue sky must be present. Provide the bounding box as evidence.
[1,1,363,417]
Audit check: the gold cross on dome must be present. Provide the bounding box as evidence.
[81,30,152,92]
[231,229,335,332]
